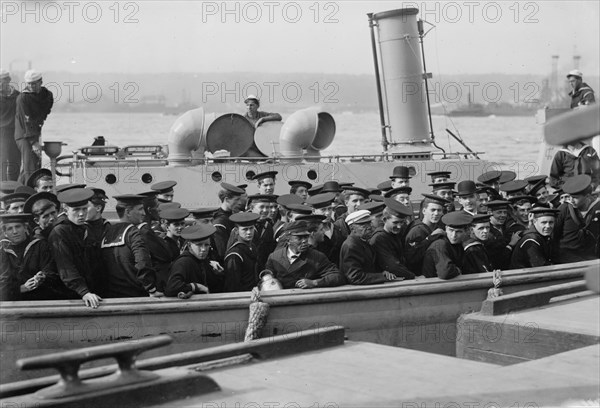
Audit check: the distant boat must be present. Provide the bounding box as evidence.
[448,92,490,117]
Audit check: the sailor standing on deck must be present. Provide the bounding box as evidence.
[510,206,559,269]
[0,70,21,182]
[567,70,595,108]
[49,188,101,307]
[101,194,163,298]
[14,70,53,184]
[243,95,282,129]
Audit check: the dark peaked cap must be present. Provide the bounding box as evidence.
[58,188,94,207]
[181,224,216,241]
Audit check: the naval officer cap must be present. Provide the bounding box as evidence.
[288,180,312,190]
[181,224,216,242]
[285,220,312,236]
[384,197,413,217]
[306,192,336,209]
[190,207,218,219]
[55,183,86,194]
[0,213,32,224]
[525,175,547,185]
[500,180,528,193]
[358,201,385,215]
[477,170,502,185]
[427,171,452,181]
[252,171,278,182]
[441,211,473,228]
[277,194,304,208]
[151,180,177,194]
[247,194,278,204]
[237,184,248,190]
[0,192,31,206]
[389,166,412,180]
[562,174,593,195]
[160,208,190,222]
[384,186,412,198]
[486,200,511,210]
[58,188,94,207]
[24,69,42,83]
[498,171,517,184]
[26,168,53,188]
[90,188,108,204]
[566,69,583,79]
[345,209,371,226]
[430,182,456,191]
[23,192,59,214]
[287,203,313,215]
[220,182,245,195]
[229,212,260,226]
[343,186,370,198]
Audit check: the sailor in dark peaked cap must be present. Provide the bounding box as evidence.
[427,171,452,184]
[510,205,559,269]
[245,194,277,271]
[288,180,312,201]
[462,213,494,275]
[477,170,502,191]
[151,180,177,203]
[224,212,260,292]
[0,192,31,214]
[253,171,278,195]
[499,180,529,199]
[358,201,386,230]
[422,211,473,280]
[213,183,246,263]
[485,199,520,270]
[23,191,59,238]
[26,168,53,192]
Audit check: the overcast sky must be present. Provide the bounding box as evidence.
[1,1,598,76]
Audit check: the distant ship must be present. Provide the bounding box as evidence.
[448,93,539,117]
[447,92,489,117]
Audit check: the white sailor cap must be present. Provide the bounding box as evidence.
[0,69,10,80]
[24,70,42,83]
[345,209,371,226]
[566,69,583,79]
[244,94,260,104]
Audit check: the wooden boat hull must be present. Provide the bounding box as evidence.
[0,260,594,384]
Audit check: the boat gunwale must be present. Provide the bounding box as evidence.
[0,261,593,317]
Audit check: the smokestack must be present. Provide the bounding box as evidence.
[370,8,431,154]
[573,55,581,70]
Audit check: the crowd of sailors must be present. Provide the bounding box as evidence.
[0,160,599,308]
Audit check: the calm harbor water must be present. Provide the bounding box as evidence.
[41,111,544,171]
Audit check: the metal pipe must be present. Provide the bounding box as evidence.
[367,13,389,152]
[417,19,434,142]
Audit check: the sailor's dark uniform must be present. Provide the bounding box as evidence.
[569,82,595,108]
[339,235,387,285]
[422,237,463,280]
[224,241,258,292]
[101,222,158,297]
[165,251,218,296]
[85,217,110,296]
[212,207,233,262]
[137,222,177,293]
[509,228,556,269]
[265,246,345,289]
[369,227,415,280]
[484,224,512,270]
[554,202,598,263]
[404,220,443,274]
[254,218,276,272]
[584,199,600,258]
[462,238,493,275]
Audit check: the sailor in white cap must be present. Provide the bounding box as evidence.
[0,69,21,181]
[14,69,54,184]
[566,69,595,109]
[243,94,282,129]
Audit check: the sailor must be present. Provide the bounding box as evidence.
[422,211,473,280]
[289,180,312,201]
[549,139,600,190]
[499,179,529,199]
[160,207,189,257]
[49,188,102,307]
[85,188,109,245]
[246,194,278,271]
[0,69,20,182]
[427,171,452,184]
[321,181,345,218]
[456,180,479,215]
[476,185,501,214]
[462,214,494,275]
[554,174,599,262]
[26,168,53,193]
[23,192,59,239]
[264,221,345,289]
[484,200,520,270]
[190,207,217,225]
[340,210,397,284]
[358,200,386,231]
[404,194,449,274]
[101,194,162,298]
[525,175,551,205]
[389,166,411,188]
[165,224,224,297]
[376,180,393,194]
[510,206,559,269]
[224,212,260,292]
[498,171,517,186]
[430,182,455,203]
[384,186,412,210]
[308,184,324,196]
[243,94,282,129]
[151,180,177,203]
[368,198,415,280]
[272,194,303,243]
[477,170,502,192]
[307,192,343,265]
[566,69,595,109]
[253,171,278,195]
[0,192,30,214]
[505,195,536,238]
[213,183,245,262]
[332,186,369,244]
[0,213,69,300]
[15,70,53,184]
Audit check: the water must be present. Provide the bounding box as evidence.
[41,111,544,170]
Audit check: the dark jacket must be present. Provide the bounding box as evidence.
[265,246,345,289]
[422,237,463,280]
[165,251,222,296]
[404,220,444,274]
[213,207,233,261]
[569,82,595,108]
[369,227,415,280]
[484,224,513,270]
[340,235,386,285]
[101,222,157,297]
[14,87,53,141]
[510,227,556,269]
[224,241,258,292]
[0,86,19,130]
[137,222,177,292]
[462,239,493,275]
[554,201,599,263]
[550,145,600,189]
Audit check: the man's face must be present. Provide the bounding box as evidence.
[36,179,54,193]
[571,193,590,211]
[535,187,549,204]
[533,216,555,236]
[314,205,334,222]
[144,198,160,222]
[436,189,453,201]
[193,217,212,225]
[246,100,259,116]
[458,194,478,212]
[2,222,28,245]
[269,202,279,220]
[370,212,384,229]
[86,202,102,221]
[568,76,581,91]
[310,223,325,244]
[345,194,364,214]
[394,193,411,207]
[383,215,406,235]
[166,220,186,237]
[0,76,10,92]
[251,202,271,220]
[66,204,88,225]
[238,225,255,242]
[478,192,490,206]
[491,209,508,225]
[289,233,310,254]
[29,79,42,93]
[391,178,409,188]
[471,222,490,242]
[258,178,275,194]
[36,205,57,230]
[515,202,531,223]
[432,176,447,184]
[226,195,242,211]
[6,201,25,214]
[446,226,468,245]
[352,222,373,240]
[158,192,174,202]
[189,239,211,260]
[294,186,308,201]
[126,204,145,225]
[560,193,572,205]
[422,203,443,224]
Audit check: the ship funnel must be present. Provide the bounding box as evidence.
[371,8,432,151]
[279,107,336,161]
[167,108,205,165]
